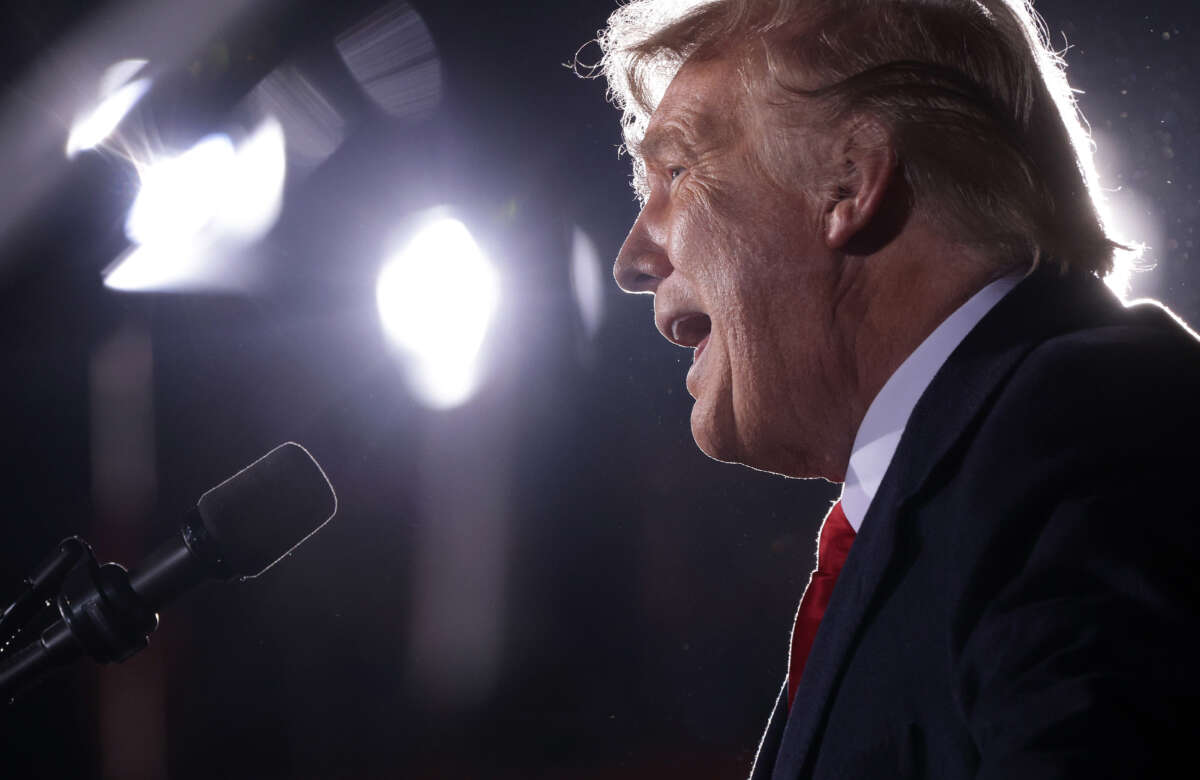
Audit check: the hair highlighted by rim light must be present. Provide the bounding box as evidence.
[579,0,1137,288]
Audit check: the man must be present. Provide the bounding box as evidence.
[588,0,1200,777]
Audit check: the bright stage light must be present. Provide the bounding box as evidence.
[124,134,236,246]
[107,118,287,292]
[377,218,499,408]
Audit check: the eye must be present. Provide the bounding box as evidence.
[668,166,685,182]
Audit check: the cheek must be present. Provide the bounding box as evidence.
[670,182,724,251]
[673,173,821,351]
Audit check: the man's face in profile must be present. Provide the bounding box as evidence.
[613,56,855,480]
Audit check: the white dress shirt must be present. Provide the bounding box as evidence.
[841,275,1021,532]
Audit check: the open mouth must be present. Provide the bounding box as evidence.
[671,313,711,352]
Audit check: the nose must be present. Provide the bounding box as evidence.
[613,203,673,294]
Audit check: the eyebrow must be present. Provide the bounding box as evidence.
[638,102,727,161]
[637,124,693,165]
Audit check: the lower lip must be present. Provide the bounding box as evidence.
[692,334,710,364]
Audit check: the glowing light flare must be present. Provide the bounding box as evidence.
[570,226,605,337]
[66,68,152,157]
[99,59,149,98]
[1090,129,1155,301]
[103,240,261,294]
[124,134,236,246]
[106,118,287,293]
[103,242,207,293]
[1099,184,1160,301]
[218,119,287,240]
[377,218,500,408]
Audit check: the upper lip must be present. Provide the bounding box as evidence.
[655,307,712,349]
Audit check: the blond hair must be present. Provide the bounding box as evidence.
[583,0,1128,278]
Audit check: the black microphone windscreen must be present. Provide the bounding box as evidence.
[195,443,337,578]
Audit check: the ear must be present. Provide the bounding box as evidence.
[823,119,897,250]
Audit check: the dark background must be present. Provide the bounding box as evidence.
[0,0,1195,777]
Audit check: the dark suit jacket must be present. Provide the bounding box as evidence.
[750,266,1200,779]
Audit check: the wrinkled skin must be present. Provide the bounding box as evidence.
[614,57,856,478]
[613,56,996,481]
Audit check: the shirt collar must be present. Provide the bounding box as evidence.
[841,275,1021,532]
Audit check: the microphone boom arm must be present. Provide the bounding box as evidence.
[0,545,159,702]
[0,442,336,704]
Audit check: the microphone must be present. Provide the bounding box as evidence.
[129,441,338,606]
[0,442,337,700]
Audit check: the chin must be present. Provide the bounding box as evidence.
[689,402,742,465]
[691,402,824,478]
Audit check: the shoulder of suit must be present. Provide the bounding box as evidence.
[1017,295,1200,385]
[991,296,1200,450]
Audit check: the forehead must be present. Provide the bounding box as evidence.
[640,57,747,156]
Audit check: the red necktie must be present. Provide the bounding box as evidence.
[787,500,856,709]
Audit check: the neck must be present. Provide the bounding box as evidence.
[830,228,1004,475]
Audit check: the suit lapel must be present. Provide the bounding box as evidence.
[769,267,1122,779]
[771,447,910,779]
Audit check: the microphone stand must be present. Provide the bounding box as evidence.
[0,536,158,702]
[0,537,91,649]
